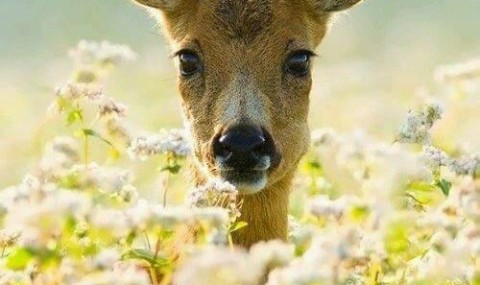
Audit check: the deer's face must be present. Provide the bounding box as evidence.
[134,0,361,194]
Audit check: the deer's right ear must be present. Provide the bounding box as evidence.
[317,0,363,12]
[131,0,179,10]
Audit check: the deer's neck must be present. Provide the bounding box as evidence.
[231,175,292,248]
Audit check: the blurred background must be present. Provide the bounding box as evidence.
[1,0,480,188]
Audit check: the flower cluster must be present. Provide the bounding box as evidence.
[434,58,480,83]
[54,82,128,119]
[2,42,480,285]
[127,129,192,160]
[395,102,443,144]
[69,40,136,84]
[69,40,137,67]
[422,145,480,177]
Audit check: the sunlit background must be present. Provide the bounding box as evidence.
[1,0,480,188]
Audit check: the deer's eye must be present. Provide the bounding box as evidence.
[178,51,200,76]
[285,51,313,77]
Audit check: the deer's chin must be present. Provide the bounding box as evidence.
[219,170,268,195]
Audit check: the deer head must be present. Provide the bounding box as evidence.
[133,0,362,246]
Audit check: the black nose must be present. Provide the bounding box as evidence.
[213,125,276,170]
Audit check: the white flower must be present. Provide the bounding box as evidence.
[0,270,30,284]
[188,179,240,222]
[113,262,151,285]
[77,263,150,285]
[57,258,79,283]
[151,206,195,228]
[188,178,237,207]
[89,207,131,237]
[363,143,431,215]
[173,246,262,285]
[396,102,443,145]
[0,230,21,248]
[205,228,228,245]
[54,82,128,118]
[126,201,225,230]
[457,179,480,221]
[3,188,91,249]
[103,116,132,143]
[267,250,332,285]
[127,129,192,160]
[434,58,480,83]
[311,128,338,147]
[0,176,42,210]
[448,156,480,176]
[40,136,80,177]
[192,207,230,228]
[55,82,103,100]
[309,195,353,220]
[409,226,476,282]
[124,199,153,229]
[268,228,364,285]
[250,240,295,270]
[416,208,463,236]
[69,163,137,198]
[93,248,121,269]
[117,184,139,203]
[98,95,128,118]
[288,222,315,250]
[69,40,136,67]
[93,167,132,193]
[421,145,451,168]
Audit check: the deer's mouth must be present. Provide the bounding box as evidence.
[219,169,268,195]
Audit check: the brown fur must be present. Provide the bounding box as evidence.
[133,0,362,248]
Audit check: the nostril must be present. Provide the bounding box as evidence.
[213,134,230,159]
[252,138,267,154]
[219,139,233,157]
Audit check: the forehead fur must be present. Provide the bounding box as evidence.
[214,0,273,42]
[158,0,329,46]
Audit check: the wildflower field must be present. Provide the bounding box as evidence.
[1,1,480,284]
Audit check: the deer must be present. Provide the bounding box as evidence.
[132,0,362,248]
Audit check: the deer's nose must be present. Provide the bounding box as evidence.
[213,125,273,170]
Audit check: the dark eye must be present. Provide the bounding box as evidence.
[178,51,200,76]
[285,51,313,77]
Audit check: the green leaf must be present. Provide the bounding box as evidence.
[408,181,435,192]
[349,205,370,222]
[308,160,321,170]
[56,96,70,112]
[435,179,452,197]
[229,221,248,233]
[82,128,113,147]
[123,248,168,268]
[66,109,83,125]
[160,163,181,174]
[158,230,174,240]
[385,222,409,255]
[125,231,136,247]
[6,248,34,270]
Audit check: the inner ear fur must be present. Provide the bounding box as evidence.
[318,0,363,12]
[131,0,178,10]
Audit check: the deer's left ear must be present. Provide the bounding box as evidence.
[317,0,363,12]
[131,0,179,10]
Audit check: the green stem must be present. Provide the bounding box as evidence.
[83,134,89,165]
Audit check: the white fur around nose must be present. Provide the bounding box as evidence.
[221,73,267,126]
